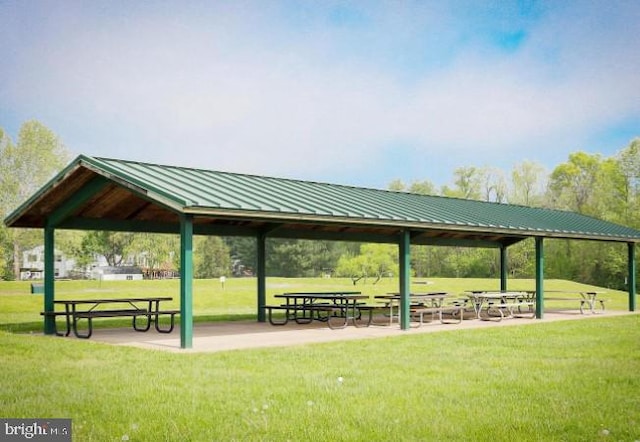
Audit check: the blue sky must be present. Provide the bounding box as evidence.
[1,1,638,189]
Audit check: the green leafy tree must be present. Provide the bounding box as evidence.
[194,236,231,278]
[593,157,628,224]
[510,161,546,206]
[387,179,405,192]
[411,245,430,277]
[0,219,8,278]
[0,128,15,278]
[388,179,437,195]
[305,241,350,276]
[408,179,437,195]
[80,231,136,266]
[547,151,633,287]
[335,243,397,283]
[443,248,472,278]
[266,239,313,277]
[548,152,603,214]
[54,230,91,275]
[616,138,640,227]
[129,233,179,275]
[596,243,628,288]
[0,121,71,279]
[505,239,535,278]
[223,237,257,275]
[264,239,348,277]
[442,166,482,200]
[479,167,507,202]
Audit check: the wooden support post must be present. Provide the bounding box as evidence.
[180,214,193,349]
[535,237,544,319]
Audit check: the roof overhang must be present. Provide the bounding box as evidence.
[5,155,640,247]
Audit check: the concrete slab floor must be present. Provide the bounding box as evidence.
[45,309,639,354]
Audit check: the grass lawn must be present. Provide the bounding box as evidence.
[1,278,639,440]
[0,276,634,332]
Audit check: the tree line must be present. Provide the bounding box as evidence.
[1,121,639,288]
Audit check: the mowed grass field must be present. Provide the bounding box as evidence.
[1,277,639,441]
[0,276,635,331]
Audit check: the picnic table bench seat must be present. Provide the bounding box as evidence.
[40,311,72,337]
[74,308,148,318]
[301,303,373,329]
[263,304,337,326]
[264,303,375,328]
[80,308,179,338]
[264,305,290,325]
[481,301,535,322]
[410,304,465,326]
[41,306,179,338]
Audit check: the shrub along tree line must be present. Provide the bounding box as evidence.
[1,121,639,288]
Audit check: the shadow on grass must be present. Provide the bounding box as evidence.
[0,314,257,334]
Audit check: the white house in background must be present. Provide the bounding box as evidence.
[22,246,160,280]
[21,245,76,279]
[91,266,143,281]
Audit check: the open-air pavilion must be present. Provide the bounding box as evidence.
[5,155,640,349]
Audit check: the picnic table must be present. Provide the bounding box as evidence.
[41,297,178,338]
[466,291,535,321]
[374,292,463,326]
[543,290,606,314]
[266,291,369,329]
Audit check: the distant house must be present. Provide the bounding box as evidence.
[141,264,179,279]
[22,245,172,280]
[92,266,143,281]
[21,245,76,279]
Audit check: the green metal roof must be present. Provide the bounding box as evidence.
[6,154,640,244]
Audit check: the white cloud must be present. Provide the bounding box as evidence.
[1,1,638,184]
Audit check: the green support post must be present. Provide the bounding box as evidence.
[628,243,636,312]
[535,237,544,319]
[180,215,194,349]
[399,230,411,330]
[500,245,507,292]
[43,224,55,335]
[257,231,267,322]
